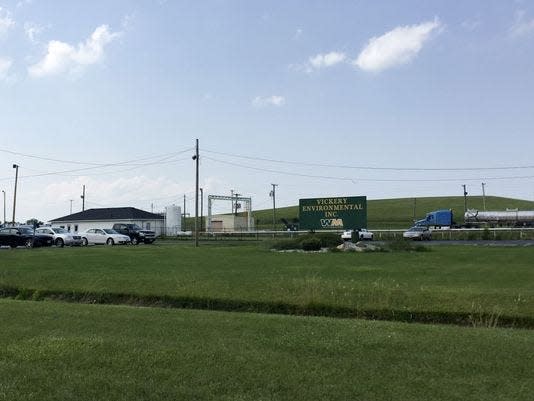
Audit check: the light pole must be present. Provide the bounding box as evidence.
[70,199,74,215]
[12,164,19,225]
[1,189,5,225]
[481,182,486,211]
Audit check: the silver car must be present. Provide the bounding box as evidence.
[403,226,432,241]
[36,227,83,247]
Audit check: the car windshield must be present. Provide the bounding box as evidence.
[129,224,142,230]
[103,229,118,234]
[53,228,68,234]
[408,227,424,232]
[19,227,33,234]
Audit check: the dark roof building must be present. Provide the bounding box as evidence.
[51,207,163,222]
[50,207,166,236]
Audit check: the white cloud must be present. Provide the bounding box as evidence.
[28,24,121,78]
[354,18,441,73]
[510,10,534,37]
[0,7,15,38]
[294,28,303,40]
[252,95,286,108]
[0,57,13,80]
[309,51,347,69]
[24,22,44,43]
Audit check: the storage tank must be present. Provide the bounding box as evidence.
[465,209,534,226]
[165,205,182,236]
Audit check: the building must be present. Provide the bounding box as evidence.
[50,207,165,235]
[206,214,254,232]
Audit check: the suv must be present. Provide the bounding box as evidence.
[112,223,156,245]
[35,227,83,247]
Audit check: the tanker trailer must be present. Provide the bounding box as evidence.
[464,209,534,227]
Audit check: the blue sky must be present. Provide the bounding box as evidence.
[1,0,534,222]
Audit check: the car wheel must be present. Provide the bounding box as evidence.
[25,239,33,248]
[55,238,64,247]
[82,238,88,246]
[131,237,138,245]
[106,238,114,246]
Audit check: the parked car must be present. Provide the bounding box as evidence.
[403,226,432,241]
[112,223,156,245]
[35,227,83,247]
[341,229,374,241]
[0,227,54,248]
[80,228,131,246]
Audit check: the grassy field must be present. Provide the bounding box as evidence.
[1,299,534,401]
[1,244,534,324]
[248,196,534,229]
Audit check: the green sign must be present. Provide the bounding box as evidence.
[299,196,367,230]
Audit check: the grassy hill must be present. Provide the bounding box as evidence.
[252,196,534,229]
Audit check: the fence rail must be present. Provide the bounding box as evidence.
[163,227,534,241]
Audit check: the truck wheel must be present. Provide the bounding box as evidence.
[55,238,64,247]
[25,239,33,248]
[131,237,138,245]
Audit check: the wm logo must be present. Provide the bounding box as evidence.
[320,219,344,228]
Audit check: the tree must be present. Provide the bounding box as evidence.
[26,218,43,228]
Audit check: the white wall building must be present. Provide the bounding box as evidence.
[50,207,165,235]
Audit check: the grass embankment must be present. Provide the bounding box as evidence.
[1,245,534,326]
[1,299,533,401]
[250,196,534,229]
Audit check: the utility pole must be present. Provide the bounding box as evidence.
[481,182,486,211]
[2,189,5,225]
[193,138,199,247]
[230,189,234,213]
[462,184,468,213]
[200,187,204,232]
[81,185,86,211]
[12,164,19,225]
[270,184,278,231]
[69,199,73,215]
[183,194,186,232]
[412,198,417,222]
[234,193,241,216]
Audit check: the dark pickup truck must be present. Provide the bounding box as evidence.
[112,223,156,245]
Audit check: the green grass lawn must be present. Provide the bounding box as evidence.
[1,244,534,323]
[1,299,533,401]
[249,196,534,229]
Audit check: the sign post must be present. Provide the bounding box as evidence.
[299,196,367,230]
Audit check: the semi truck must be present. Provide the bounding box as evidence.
[415,208,534,228]
[415,209,454,228]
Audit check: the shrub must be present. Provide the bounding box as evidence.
[270,239,302,250]
[386,239,430,252]
[481,228,491,240]
[301,238,322,251]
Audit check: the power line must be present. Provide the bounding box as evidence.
[202,148,534,172]
[203,156,534,183]
[0,147,194,167]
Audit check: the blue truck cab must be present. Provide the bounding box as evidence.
[415,209,454,228]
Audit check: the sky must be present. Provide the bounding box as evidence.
[0,0,534,223]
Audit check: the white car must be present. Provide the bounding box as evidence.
[341,229,374,241]
[81,228,131,246]
[35,227,83,247]
[403,226,432,241]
